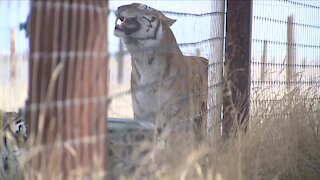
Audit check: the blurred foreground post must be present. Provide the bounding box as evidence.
[27,1,109,179]
[223,0,252,139]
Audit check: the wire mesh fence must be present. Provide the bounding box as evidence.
[0,0,320,179]
[107,1,225,125]
[251,0,320,119]
[2,0,319,125]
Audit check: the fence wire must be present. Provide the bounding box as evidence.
[1,0,319,123]
[1,1,319,121]
[251,0,320,117]
[108,1,224,121]
[1,0,320,178]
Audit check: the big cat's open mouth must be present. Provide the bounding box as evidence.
[115,16,140,35]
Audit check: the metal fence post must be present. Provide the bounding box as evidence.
[223,0,252,139]
[209,0,225,136]
[27,1,109,178]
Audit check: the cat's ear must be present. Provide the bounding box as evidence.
[161,14,176,27]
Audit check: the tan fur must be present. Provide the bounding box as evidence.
[114,3,208,144]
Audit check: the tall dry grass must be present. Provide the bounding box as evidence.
[1,86,319,180]
[207,88,320,180]
[110,87,320,180]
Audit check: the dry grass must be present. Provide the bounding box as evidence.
[208,91,320,180]
[1,86,320,180]
[109,87,320,180]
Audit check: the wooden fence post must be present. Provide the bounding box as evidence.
[196,48,201,57]
[10,28,16,79]
[286,15,296,91]
[27,1,109,179]
[117,39,124,84]
[261,40,267,81]
[223,0,252,139]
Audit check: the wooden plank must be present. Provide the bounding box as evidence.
[26,1,109,178]
[223,0,252,139]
